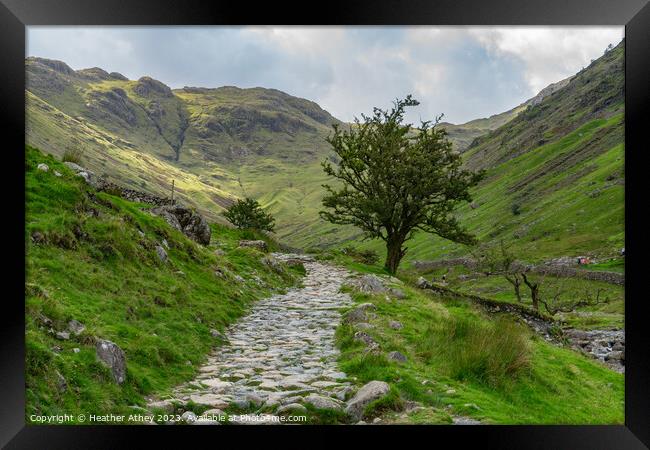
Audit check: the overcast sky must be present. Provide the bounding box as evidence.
[27,26,623,124]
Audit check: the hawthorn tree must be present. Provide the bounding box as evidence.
[320,96,484,274]
[223,197,275,232]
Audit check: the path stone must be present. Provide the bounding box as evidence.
[149,254,353,420]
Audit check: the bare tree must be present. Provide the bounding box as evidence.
[474,240,524,302]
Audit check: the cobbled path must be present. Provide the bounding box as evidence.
[152,254,355,420]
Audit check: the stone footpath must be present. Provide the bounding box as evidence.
[149,254,357,422]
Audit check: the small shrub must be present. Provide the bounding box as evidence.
[511,203,522,216]
[223,197,275,232]
[62,148,84,165]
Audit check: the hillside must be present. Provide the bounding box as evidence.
[349,41,624,265]
[25,145,304,419]
[25,41,623,262]
[26,56,520,247]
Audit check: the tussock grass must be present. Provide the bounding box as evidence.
[61,147,84,165]
[418,316,531,387]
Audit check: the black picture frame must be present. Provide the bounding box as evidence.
[2,0,648,448]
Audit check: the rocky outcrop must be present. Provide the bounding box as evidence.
[134,76,173,98]
[150,205,211,245]
[96,339,127,384]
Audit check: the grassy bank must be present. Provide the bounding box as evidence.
[328,254,623,424]
[25,146,303,422]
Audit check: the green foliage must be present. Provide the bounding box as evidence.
[321,96,484,274]
[223,197,276,232]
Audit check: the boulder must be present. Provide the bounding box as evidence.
[238,240,268,252]
[388,351,407,363]
[345,381,390,420]
[416,277,431,289]
[95,339,127,384]
[344,303,377,324]
[37,163,49,172]
[63,162,106,189]
[150,205,211,245]
[388,288,406,299]
[352,274,387,293]
[67,319,85,336]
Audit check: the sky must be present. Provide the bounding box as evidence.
[27,26,623,124]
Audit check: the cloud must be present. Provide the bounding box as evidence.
[26,26,623,124]
[468,27,624,93]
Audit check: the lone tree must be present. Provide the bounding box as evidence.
[320,96,484,274]
[223,197,275,232]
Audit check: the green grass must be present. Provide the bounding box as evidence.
[25,145,303,423]
[335,276,624,424]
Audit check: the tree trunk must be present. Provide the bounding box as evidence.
[384,237,405,275]
[504,274,522,303]
[521,273,539,311]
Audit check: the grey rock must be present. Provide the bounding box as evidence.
[354,331,377,347]
[344,303,377,324]
[353,274,387,293]
[345,381,390,421]
[55,331,70,340]
[54,171,62,177]
[150,205,211,245]
[387,351,407,363]
[68,319,85,336]
[416,277,431,289]
[262,255,283,272]
[389,321,403,330]
[605,351,624,361]
[95,339,127,384]
[161,238,169,249]
[37,163,49,172]
[388,288,406,299]
[72,348,80,353]
[63,161,85,172]
[155,245,168,262]
[238,240,268,252]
